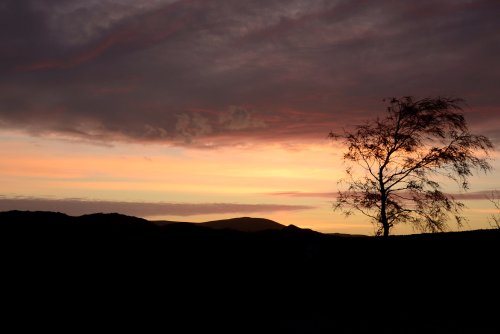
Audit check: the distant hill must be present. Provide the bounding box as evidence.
[199,217,285,232]
[0,210,158,235]
[0,210,152,225]
[0,210,296,235]
[154,216,286,232]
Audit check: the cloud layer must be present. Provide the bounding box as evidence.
[0,196,314,217]
[266,190,497,200]
[1,0,499,146]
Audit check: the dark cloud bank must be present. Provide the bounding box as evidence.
[0,190,490,218]
[1,0,499,147]
[0,196,314,217]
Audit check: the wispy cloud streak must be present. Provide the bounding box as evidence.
[266,191,337,198]
[266,190,497,200]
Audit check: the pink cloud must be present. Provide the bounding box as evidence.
[266,190,497,201]
[266,191,337,198]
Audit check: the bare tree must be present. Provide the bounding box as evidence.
[330,97,493,237]
[487,190,500,229]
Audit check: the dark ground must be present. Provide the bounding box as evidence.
[1,211,499,333]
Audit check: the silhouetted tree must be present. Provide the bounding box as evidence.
[330,97,493,237]
[487,190,500,229]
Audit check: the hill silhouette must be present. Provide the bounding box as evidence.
[156,216,286,232]
[200,216,285,231]
[0,210,499,333]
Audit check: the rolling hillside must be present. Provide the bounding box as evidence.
[0,210,499,333]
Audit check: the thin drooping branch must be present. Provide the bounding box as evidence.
[487,190,500,229]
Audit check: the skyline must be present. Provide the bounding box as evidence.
[1,0,499,234]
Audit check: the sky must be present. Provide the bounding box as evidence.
[1,0,499,234]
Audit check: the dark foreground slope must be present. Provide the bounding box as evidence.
[1,211,499,333]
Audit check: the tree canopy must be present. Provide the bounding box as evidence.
[330,96,493,236]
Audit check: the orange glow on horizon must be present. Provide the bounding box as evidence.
[1,131,498,234]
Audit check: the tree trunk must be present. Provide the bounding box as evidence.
[379,169,390,237]
[380,200,390,237]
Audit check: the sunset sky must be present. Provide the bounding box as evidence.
[1,0,499,234]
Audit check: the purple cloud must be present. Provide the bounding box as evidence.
[0,196,314,217]
[1,0,499,146]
